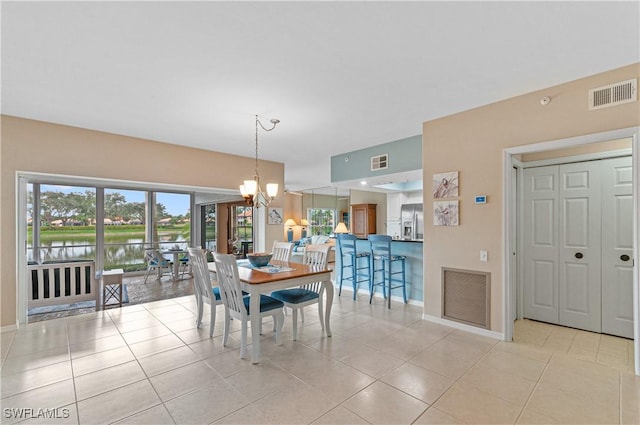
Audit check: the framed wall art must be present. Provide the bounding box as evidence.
[433,171,459,198]
[267,207,283,225]
[433,200,459,226]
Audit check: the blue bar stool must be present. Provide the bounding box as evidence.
[369,235,407,308]
[336,234,372,300]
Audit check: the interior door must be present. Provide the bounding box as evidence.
[558,161,602,333]
[523,165,559,324]
[601,156,634,338]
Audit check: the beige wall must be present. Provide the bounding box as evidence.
[1,115,284,327]
[422,63,640,333]
[283,192,303,241]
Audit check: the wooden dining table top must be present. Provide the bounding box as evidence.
[208,259,331,285]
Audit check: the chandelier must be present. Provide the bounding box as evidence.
[239,114,280,208]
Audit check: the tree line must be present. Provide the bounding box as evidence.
[29,190,182,226]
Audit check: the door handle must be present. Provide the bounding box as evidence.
[620,254,630,262]
[575,252,584,259]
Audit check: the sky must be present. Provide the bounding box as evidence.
[40,185,190,216]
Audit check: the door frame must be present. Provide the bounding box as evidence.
[502,126,640,375]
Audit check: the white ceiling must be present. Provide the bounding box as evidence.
[2,1,639,191]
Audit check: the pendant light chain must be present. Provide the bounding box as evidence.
[239,114,280,208]
[254,115,260,179]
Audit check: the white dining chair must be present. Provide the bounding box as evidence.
[213,253,285,358]
[187,247,221,337]
[269,244,330,340]
[271,241,294,262]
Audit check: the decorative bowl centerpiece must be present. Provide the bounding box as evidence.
[247,252,272,268]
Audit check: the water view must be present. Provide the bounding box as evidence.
[29,225,192,271]
[28,185,198,271]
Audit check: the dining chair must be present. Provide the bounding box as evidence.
[187,247,222,337]
[177,253,191,278]
[271,241,294,262]
[143,249,173,283]
[213,253,284,358]
[270,244,330,340]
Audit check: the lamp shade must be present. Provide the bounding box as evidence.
[284,219,298,227]
[300,219,309,226]
[334,222,349,234]
[243,179,258,196]
[266,183,278,198]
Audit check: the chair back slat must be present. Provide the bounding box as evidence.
[369,235,392,258]
[337,234,358,255]
[301,244,330,293]
[214,253,248,317]
[145,249,170,265]
[187,247,213,303]
[271,241,294,262]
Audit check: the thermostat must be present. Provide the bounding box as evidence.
[474,195,487,204]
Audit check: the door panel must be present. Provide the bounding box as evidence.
[524,166,559,324]
[601,156,633,338]
[558,161,601,333]
[532,260,555,308]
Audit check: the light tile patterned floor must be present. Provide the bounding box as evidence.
[1,293,638,424]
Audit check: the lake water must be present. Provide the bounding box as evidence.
[29,234,192,271]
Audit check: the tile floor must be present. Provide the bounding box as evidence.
[1,292,639,424]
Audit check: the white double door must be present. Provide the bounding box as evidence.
[523,157,633,338]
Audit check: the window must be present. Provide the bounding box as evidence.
[307,208,336,236]
[27,182,194,271]
[229,205,252,257]
[201,204,217,252]
[104,188,147,271]
[154,192,191,250]
[32,184,97,263]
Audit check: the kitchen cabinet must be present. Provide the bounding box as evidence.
[386,193,406,222]
[351,203,376,238]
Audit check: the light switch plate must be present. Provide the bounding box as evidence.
[480,250,488,262]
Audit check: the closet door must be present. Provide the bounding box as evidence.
[558,161,602,333]
[523,166,559,324]
[601,156,634,338]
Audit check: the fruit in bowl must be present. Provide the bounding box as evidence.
[247,253,272,267]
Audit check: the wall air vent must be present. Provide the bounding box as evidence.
[442,267,490,329]
[589,78,637,111]
[371,154,388,171]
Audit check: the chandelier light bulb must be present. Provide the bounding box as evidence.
[266,183,278,198]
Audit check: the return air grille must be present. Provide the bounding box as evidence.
[371,154,388,171]
[589,78,637,110]
[442,267,491,329]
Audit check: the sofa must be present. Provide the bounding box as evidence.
[290,235,336,263]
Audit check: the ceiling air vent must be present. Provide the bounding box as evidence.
[589,78,637,111]
[371,154,388,171]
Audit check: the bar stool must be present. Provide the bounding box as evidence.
[336,234,372,300]
[369,235,407,308]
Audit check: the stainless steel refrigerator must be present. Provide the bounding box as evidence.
[401,203,424,241]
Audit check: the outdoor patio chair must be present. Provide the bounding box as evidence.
[143,249,173,283]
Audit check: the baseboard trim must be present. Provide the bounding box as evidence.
[1,322,19,333]
[331,281,424,308]
[422,314,504,340]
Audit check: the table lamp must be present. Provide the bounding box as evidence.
[284,218,297,242]
[300,219,309,239]
[333,222,349,234]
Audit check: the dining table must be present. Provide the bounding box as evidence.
[208,259,333,364]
